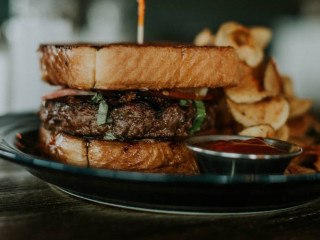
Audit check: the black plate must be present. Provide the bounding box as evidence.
[1,112,320,214]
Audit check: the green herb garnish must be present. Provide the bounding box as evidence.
[91,92,104,104]
[97,100,108,126]
[106,116,113,124]
[103,132,117,141]
[190,100,206,135]
[92,93,110,126]
[179,99,192,107]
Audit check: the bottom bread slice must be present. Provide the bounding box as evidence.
[39,126,199,174]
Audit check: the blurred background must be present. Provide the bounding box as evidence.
[0,0,319,115]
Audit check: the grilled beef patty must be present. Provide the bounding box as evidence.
[39,92,215,139]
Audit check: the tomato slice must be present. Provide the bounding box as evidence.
[42,88,95,101]
[42,88,220,101]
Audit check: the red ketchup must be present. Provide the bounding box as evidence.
[198,137,287,155]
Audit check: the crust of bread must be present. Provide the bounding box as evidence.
[39,126,199,175]
[38,43,240,90]
[39,126,88,167]
[39,46,96,89]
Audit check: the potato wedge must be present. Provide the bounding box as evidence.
[264,58,283,94]
[289,98,313,119]
[225,62,277,103]
[194,28,216,46]
[237,45,264,68]
[250,26,272,49]
[282,75,295,98]
[215,22,264,67]
[227,96,289,130]
[238,124,275,138]
[281,75,312,119]
[275,124,289,141]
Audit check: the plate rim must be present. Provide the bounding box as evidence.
[1,112,320,185]
[55,186,306,215]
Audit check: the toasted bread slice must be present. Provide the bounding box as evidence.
[39,125,88,167]
[38,43,240,90]
[39,126,199,175]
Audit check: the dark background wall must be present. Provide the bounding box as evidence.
[0,0,9,25]
[0,0,301,42]
[121,0,301,42]
[1,0,319,114]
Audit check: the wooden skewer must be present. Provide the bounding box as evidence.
[137,0,145,44]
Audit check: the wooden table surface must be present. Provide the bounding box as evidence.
[1,158,320,240]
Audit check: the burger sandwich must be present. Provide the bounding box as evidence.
[38,43,240,174]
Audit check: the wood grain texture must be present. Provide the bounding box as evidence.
[2,159,320,240]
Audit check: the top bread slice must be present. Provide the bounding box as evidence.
[38,43,240,90]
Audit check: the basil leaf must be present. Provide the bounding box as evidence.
[103,132,117,141]
[106,116,113,124]
[92,93,110,126]
[117,136,125,141]
[97,100,108,126]
[190,100,206,135]
[179,99,192,107]
[103,133,124,141]
[91,92,104,104]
